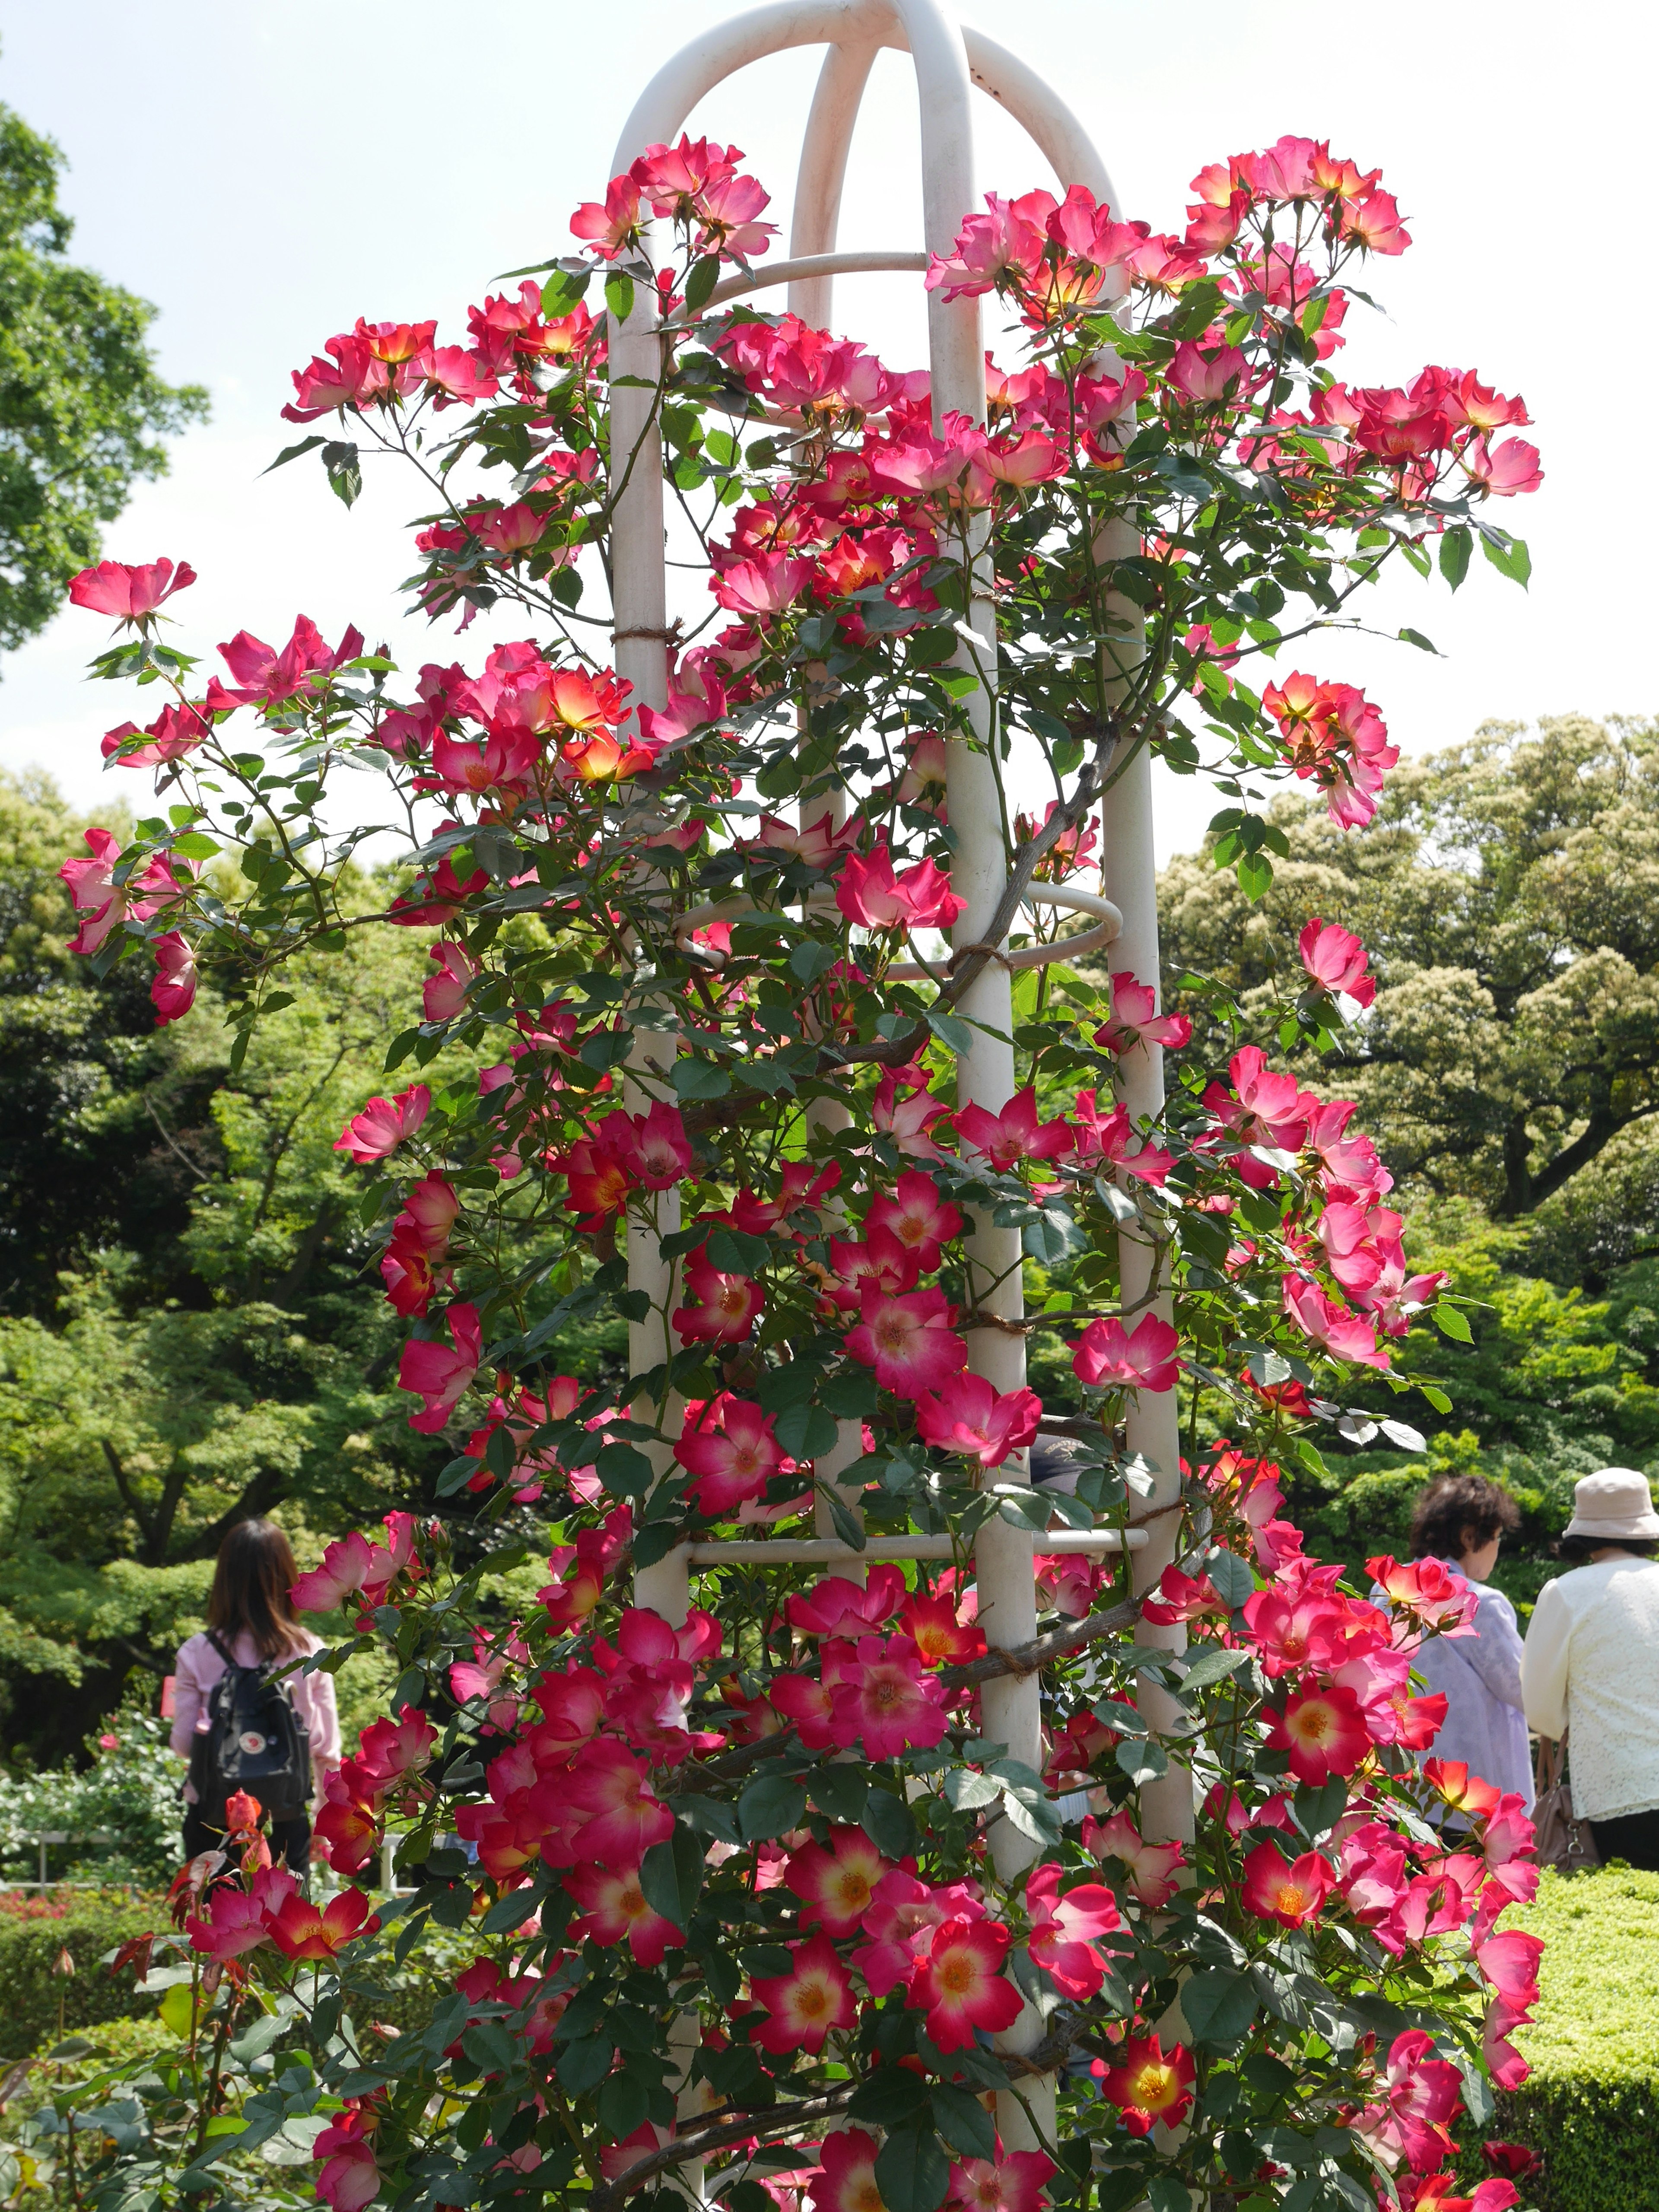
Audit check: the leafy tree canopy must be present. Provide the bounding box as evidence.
[1161,714,1659,1249]
[0,98,207,654]
[0,774,620,1765]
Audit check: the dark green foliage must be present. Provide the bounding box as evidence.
[0,1890,159,2061]
[1484,1867,1659,2212]
[0,101,207,654]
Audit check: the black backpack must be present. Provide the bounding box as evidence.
[188,1631,313,1831]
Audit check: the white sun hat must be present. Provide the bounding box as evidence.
[1564,1466,1659,1541]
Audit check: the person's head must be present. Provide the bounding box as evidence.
[1557,1466,1659,1565]
[1409,1474,1520,1582]
[206,1518,306,1658]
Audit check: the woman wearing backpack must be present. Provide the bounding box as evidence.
[170,1518,340,1872]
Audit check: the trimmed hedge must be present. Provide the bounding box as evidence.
[1497,1865,1659,2211]
[0,1890,160,2062]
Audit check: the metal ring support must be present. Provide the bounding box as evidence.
[673,248,931,324]
[887,882,1122,979]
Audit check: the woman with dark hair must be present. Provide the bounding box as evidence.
[1402,1473,1530,1808]
[1523,1468,1659,1868]
[169,1519,340,1872]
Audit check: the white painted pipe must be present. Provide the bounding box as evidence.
[602,6,1158,2150]
[683,1526,1147,1566]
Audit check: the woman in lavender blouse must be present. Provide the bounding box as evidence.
[1399,1474,1532,1810]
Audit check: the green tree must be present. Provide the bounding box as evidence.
[0,775,624,1764]
[1155,719,1659,1604]
[1160,714,1659,1231]
[0,98,207,654]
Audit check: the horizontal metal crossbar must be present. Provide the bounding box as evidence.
[672,881,1122,974]
[697,250,933,316]
[682,1527,1147,1567]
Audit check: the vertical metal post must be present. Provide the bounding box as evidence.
[1098,736,1191,1849]
[887,0,1049,2152]
[602,2,1157,2160]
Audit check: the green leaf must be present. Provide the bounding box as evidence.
[758,1359,819,1411]
[926,1005,975,1057]
[821,1368,879,1419]
[557,2035,613,2094]
[738,1773,807,1842]
[539,267,592,315]
[1174,1646,1252,1699]
[1438,525,1471,590]
[1236,850,1273,902]
[849,2067,930,2128]
[1433,1301,1473,1343]
[790,940,840,985]
[1421,1385,1452,1414]
[800,1768,865,1830]
[775,1402,839,1459]
[598,2070,649,2140]
[684,256,721,315]
[604,271,636,323]
[1205,1549,1257,1610]
[704,1227,771,1275]
[931,2083,996,2159]
[1294,1777,1349,1839]
[1398,626,1439,654]
[1114,1736,1169,1786]
[594,1441,655,1497]
[875,2128,951,2212]
[228,2011,292,2066]
[1095,2177,1154,2212]
[1481,531,1532,588]
[639,1822,706,1931]
[941,1768,1001,1813]
[263,435,326,474]
[680,1793,741,1846]
[862,1786,919,1859]
[673,1057,731,1100]
[823,1484,868,1552]
[1146,2181,1194,2212]
[321,439,362,508]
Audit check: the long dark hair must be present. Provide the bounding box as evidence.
[206,1519,308,1659]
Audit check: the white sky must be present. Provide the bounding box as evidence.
[0,0,1648,864]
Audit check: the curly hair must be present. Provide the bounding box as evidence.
[1409,1475,1520,1564]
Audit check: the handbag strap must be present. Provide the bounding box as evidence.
[1537,1727,1568,1795]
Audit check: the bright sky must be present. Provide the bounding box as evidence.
[0,0,1646,863]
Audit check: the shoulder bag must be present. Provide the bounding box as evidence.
[1532,1731,1599,1873]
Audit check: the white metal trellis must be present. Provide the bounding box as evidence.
[603,0,1189,2162]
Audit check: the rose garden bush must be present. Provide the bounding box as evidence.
[19,130,1547,2212]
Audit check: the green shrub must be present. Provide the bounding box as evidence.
[0,1704,184,1888]
[1495,1865,1659,2211]
[0,1888,160,2061]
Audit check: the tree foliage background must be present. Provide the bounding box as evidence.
[5,715,1656,1771]
[1159,712,1659,1606]
[0,98,207,655]
[0,772,627,1770]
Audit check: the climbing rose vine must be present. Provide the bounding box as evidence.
[48,127,1540,2212]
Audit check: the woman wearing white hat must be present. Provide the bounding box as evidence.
[1522,1467,1659,1868]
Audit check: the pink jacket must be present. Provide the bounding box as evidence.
[170,1629,342,1807]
